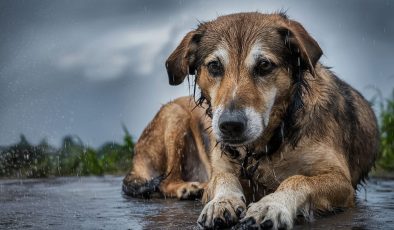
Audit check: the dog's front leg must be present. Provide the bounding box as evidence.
[197,150,246,229]
[241,173,354,230]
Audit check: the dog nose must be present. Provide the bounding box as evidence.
[218,111,247,137]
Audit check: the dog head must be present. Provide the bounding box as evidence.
[166,12,322,147]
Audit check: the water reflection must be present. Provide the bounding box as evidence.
[0,177,392,229]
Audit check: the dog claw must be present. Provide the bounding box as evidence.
[224,209,232,224]
[240,216,256,227]
[260,219,273,229]
[236,207,245,218]
[239,217,261,230]
[278,223,288,230]
[214,217,225,228]
[197,214,207,229]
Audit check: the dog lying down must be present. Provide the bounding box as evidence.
[123,12,379,230]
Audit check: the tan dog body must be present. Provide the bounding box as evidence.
[123,97,212,199]
[123,12,378,229]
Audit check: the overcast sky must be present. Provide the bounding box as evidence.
[0,0,393,147]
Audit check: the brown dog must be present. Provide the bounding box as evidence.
[123,12,379,229]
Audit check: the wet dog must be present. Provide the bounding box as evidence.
[123,12,379,229]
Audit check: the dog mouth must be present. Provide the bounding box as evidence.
[221,138,247,147]
[220,134,259,147]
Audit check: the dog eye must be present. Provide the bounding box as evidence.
[207,60,224,77]
[253,59,275,77]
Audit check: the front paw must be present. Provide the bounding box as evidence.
[197,195,246,229]
[240,194,294,230]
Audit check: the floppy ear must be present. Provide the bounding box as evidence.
[278,20,322,76]
[165,30,202,85]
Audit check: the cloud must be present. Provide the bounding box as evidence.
[56,25,173,81]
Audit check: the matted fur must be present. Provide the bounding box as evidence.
[123,12,378,229]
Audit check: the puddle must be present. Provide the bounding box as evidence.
[0,176,393,229]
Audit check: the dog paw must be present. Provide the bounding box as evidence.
[240,194,294,230]
[176,182,205,200]
[197,195,246,229]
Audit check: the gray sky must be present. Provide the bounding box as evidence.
[0,0,393,147]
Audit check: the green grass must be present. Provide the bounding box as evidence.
[0,126,134,178]
[376,90,394,171]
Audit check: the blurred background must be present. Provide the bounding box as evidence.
[0,0,393,177]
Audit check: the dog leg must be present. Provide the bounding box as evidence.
[122,153,165,198]
[197,172,246,229]
[197,149,247,229]
[240,173,354,229]
[158,103,208,200]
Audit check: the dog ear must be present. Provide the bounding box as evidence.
[278,20,322,76]
[165,30,202,85]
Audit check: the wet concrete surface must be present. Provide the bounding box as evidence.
[0,176,393,229]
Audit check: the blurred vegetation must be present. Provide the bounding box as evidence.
[375,90,394,171]
[0,91,393,179]
[0,126,134,178]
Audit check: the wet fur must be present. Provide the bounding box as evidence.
[122,97,212,199]
[124,12,379,229]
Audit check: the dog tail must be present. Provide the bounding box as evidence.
[122,174,166,198]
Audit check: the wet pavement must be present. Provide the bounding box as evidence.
[0,176,393,229]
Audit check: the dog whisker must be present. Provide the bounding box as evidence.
[214,140,221,149]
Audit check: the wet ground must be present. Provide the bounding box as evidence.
[0,176,393,230]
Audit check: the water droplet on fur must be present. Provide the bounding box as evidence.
[281,122,284,142]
